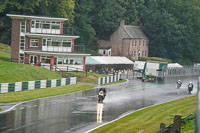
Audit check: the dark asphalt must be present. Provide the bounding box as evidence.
[0,75,198,133]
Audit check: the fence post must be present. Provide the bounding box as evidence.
[159,123,166,133]
[173,115,181,133]
[195,76,200,133]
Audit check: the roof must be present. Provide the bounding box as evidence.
[6,14,68,21]
[86,56,134,65]
[122,25,147,39]
[24,33,79,39]
[24,50,91,56]
[167,63,183,68]
[134,61,146,70]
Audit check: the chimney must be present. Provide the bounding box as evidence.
[120,20,125,27]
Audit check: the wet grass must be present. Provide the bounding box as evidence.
[91,96,196,133]
[0,83,94,103]
[181,119,195,133]
[63,72,105,84]
[0,60,62,83]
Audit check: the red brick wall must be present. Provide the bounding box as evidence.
[110,23,123,56]
[129,39,149,60]
[25,37,42,51]
[11,19,23,62]
[26,19,31,32]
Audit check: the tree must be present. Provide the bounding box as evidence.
[73,0,96,48]
[92,0,126,40]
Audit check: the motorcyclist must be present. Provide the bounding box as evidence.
[176,80,182,89]
[188,82,193,94]
[98,86,106,103]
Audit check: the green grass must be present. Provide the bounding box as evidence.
[0,83,94,103]
[0,60,61,83]
[0,51,10,61]
[63,72,105,84]
[91,96,196,133]
[0,43,10,51]
[181,119,195,133]
[0,43,11,61]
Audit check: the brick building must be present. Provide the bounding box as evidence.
[7,14,90,71]
[98,20,149,60]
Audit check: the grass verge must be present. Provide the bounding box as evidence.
[0,60,61,83]
[91,96,196,133]
[63,72,105,84]
[0,83,94,103]
[181,119,195,133]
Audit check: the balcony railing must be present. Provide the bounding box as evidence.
[30,27,76,36]
[41,45,85,53]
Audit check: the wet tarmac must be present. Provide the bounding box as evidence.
[0,76,198,133]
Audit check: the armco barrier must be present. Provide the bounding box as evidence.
[98,73,121,86]
[0,77,77,93]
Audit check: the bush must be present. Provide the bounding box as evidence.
[139,57,172,63]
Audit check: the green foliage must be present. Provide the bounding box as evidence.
[85,48,101,56]
[0,0,200,64]
[73,0,96,47]
[139,57,172,63]
[91,0,126,40]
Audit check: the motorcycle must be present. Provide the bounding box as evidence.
[98,90,106,103]
[176,81,182,89]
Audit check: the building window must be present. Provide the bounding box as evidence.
[43,39,46,46]
[19,54,24,63]
[133,51,136,57]
[135,40,137,46]
[142,51,144,57]
[58,57,64,64]
[32,20,60,30]
[31,21,35,28]
[36,20,41,28]
[63,40,71,47]
[52,38,62,46]
[20,22,26,32]
[41,56,51,64]
[139,40,141,46]
[20,36,25,50]
[143,40,145,46]
[30,39,38,47]
[51,22,60,29]
[103,50,106,55]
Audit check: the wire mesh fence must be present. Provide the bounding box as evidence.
[196,76,200,133]
[165,67,200,77]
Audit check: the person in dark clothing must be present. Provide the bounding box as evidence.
[188,82,193,94]
[176,80,182,89]
[98,86,107,103]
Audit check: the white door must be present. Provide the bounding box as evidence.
[30,55,38,65]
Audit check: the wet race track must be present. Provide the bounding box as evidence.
[0,76,198,133]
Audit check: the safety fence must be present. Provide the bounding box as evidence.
[0,77,77,93]
[97,73,121,86]
[157,114,195,133]
[196,76,200,132]
[165,67,200,77]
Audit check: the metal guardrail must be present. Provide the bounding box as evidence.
[196,76,200,133]
[165,67,200,77]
